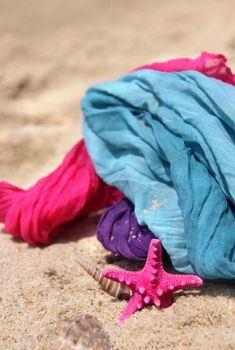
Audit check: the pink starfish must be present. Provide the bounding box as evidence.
[103,239,203,325]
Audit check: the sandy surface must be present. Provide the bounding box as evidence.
[0,0,235,349]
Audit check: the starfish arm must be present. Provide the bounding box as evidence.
[118,293,143,325]
[103,268,136,287]
[162,271,203,292]
[144,239,163,273]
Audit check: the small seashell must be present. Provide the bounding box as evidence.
[58,314,111,350]
[78,257,132,300]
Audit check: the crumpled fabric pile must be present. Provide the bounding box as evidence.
[1,52,235,280]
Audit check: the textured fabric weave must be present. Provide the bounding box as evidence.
[97,199,154,260]
[83,69,235,280]
[95,51,235,264]
[0,140,123,244]
[135,51,235,85]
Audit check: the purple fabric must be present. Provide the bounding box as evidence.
[97,199,155,260]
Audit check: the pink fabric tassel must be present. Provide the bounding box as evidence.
[0,140,123,244]
[1,51,234,245]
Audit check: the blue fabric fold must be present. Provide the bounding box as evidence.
[82,69,235,280]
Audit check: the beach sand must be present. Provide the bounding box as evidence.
[0,0,235,349]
